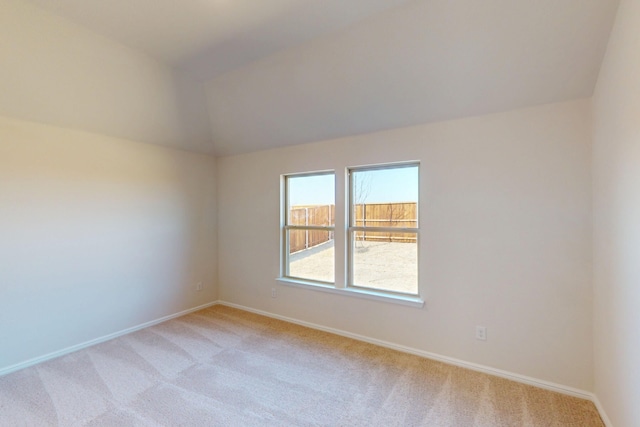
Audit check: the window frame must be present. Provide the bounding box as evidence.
[347,162,420,296]
[278,162,423,308]
[281,170,336,284]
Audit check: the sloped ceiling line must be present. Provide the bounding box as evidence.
[15,0,621,155]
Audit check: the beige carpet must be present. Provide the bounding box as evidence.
[0,305,603,426]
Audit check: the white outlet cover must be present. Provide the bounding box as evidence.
[476,326,487,340]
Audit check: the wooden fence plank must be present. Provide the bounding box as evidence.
[289,203,416,253]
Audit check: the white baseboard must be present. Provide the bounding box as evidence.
[0,299,611,426]
[592,395,613,427]
[216,300,594,401]
[0,301,218,378]
[219,301,618,424]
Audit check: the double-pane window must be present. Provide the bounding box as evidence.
[281,162,419,301]
[283,173,335,283]
[349,164,419,295]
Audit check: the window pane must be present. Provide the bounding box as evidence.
[351,166,418,228]
[288,230,334,283]
[285,173,335,283]
[288,228,334,254]
[288,174,335,226]
[351,231,417,294]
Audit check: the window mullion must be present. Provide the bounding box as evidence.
[285,225,335,231]
[348,226,417,234]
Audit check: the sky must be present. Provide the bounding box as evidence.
[289,166,418,206]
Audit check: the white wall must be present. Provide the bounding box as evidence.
[0,0,212,153]
[0,116,217,371]
[592,0,640,424]
[217,99,593,390]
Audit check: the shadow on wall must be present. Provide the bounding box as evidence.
[0,118,217,369]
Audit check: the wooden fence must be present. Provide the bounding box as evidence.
[289,202,416,253]
[354,202,417,243]
[289,205,335,253]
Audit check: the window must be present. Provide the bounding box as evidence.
[348,164,419,295]
[280,162,420,305]
[282,172,335,283]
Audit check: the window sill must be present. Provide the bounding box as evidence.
[275,277,425,308]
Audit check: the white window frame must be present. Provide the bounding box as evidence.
[281,171,335,284]
[277,162,423,308]
[347,162,420,296]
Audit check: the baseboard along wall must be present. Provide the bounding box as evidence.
[0,299,612,426]
[591,395,614,427]
[0,301,219,378]
[215,301,612,426]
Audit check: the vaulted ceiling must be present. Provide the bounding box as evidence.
[20,0,620,155]
[27,0,414,80]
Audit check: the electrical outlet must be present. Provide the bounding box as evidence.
[271,288,277,298]
[476,326,487,341]
[196,282,203,291]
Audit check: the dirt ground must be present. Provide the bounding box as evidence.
[289,240,418,294]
